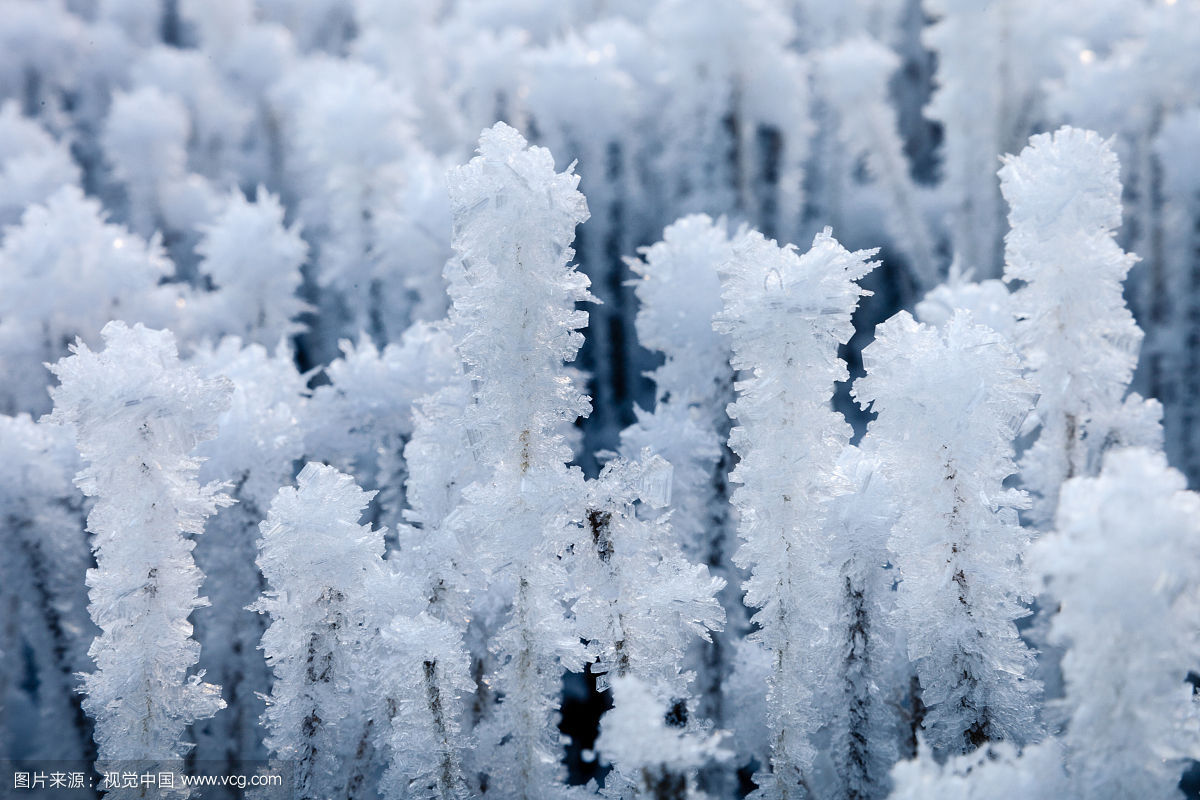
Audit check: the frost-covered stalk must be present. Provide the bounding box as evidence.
[0,185,186,415]
[351,0,465,149]
[650,0,809,240]
[0,100,80,227]
[853,311,1039,756]
[1000,126,1160,525]
[47,321,231,787]
[173,2,299,193]
[190,340,308,774]
[596,675,729,800]
[275,60,417,350]
[373,608,475,800]
[397,329,482,611]
[0,415,93,761]
[817,37,938,290]
[1033,448,1200,799]
[715,228,875,798]
[369,150,455,331]
[576,454,725,795]
[369,329,480,800]
[1046,2,1200,400]
[126,45,253,187]
[354,551,473,800]
[255,463,385,800]
[620,215,738,553]
[102,86,216,241]
[619,214,742,757]
[819,447,903,800]
[0,1,85,123]
[192,186,311,346]
[922,0,1009,278]
[442,123,592,799]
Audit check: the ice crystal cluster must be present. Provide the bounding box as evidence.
[2,2,1200,800]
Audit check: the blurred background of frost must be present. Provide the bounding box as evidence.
[5,0,1197,479]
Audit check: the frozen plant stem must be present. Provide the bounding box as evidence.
[48,321,232,794]
[255,463,385,800]
[716,228,876,798]
[853,311,1040,755]
[441,122,592,799]
[1033,448,1200,798]
[573,453,725,797]
[619,214,745,753]
[1000,126,1157,525]
[818,37,939,290]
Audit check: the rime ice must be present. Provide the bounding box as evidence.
[2,4,1200,799]
[48,322,232,791]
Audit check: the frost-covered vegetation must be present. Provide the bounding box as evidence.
[2,1,1200,799]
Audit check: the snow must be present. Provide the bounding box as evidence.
[2,3,1199,798]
